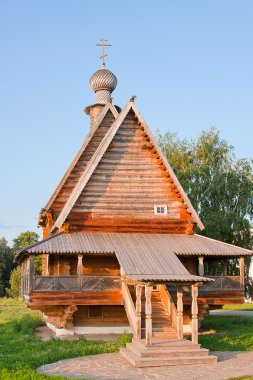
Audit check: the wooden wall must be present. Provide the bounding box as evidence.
[73,305,128,326]
[82,256,120,276]
[179,257,197,275]
[65,109,193,234]
[49,255,78,276]
[49,110,116,220]
[47,255,120,276]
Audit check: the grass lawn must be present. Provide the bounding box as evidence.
[0,298,120,380]
[199,314,253,351]
[223,303,253,311]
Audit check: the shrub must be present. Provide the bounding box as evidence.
[116,331,132,347]
[6,266,21,298]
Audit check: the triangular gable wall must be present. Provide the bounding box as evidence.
[40,103,119,223]
[51,101,203,232]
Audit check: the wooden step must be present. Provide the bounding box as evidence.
[120,347,217,368]
[126,342,210,358]
[133,338,201,350]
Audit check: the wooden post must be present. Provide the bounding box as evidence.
[191,284,198,345]
[223,261,228,276]
[77,255,83,290]
[198,256,204,276]
[240,257,245,286]
[28,255,35,293]
[45,254,49,276]
[177,286,183,340]
[145,285,152,346]
[136,285,142,339]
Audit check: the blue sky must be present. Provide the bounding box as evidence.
[0,0,252,245]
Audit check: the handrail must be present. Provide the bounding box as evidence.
[121,281,137,337]
[160,284,177,331]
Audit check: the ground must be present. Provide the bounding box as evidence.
[1,299,253,379]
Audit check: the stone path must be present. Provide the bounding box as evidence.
[37,351,253,380]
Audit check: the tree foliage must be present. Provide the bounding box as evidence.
[157,128,253,290]
[7,231,40,298]
[5,266,21,299]
[0,238,13,297]
[12,231,40,252]
[157,128,253,247]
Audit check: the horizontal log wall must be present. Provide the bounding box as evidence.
[50,110,116,218]
[66,110,193,234]
[29,290,122,307]
[73,305,128,326]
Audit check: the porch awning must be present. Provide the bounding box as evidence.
[15,232,251,284]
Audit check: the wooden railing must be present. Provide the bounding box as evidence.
[122,282,137,337]
[200,276,243,291]
[160,284,177,331]
[32,275,121,292]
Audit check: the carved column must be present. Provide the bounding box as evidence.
[77,255,83,290]
[240,257,245,286]
[28,255,35,293]
[177,286,183,340]
[145,285,152,346]
[136,285,142,339]
[198,256,204,276]
[191,284,198,345]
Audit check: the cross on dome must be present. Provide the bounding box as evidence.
[96,35,112,68]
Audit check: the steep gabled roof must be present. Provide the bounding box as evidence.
[38,102,119,225]
[50,100,204,232]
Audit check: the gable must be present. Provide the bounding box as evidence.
[49,100,203,233]
[39,104,118,225]
[71,109,189,222]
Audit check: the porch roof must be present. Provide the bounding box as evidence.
[15,232,252,283]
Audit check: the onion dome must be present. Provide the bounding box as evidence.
[89,64,117,104]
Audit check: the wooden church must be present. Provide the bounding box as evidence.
[16,39,252,367]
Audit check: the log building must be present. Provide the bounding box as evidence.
[15,44,252,367]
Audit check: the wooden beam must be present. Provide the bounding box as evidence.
[77,255,83,289]
[28,255,35,293]
[177,286,183,340]
[145,285,152,346]
[136,285,142,339]
[198,256,204,276]
[240,257,245,286]
[191,284,198,345]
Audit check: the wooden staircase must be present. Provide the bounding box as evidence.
[120,338,217,367]
[130,286,177,339]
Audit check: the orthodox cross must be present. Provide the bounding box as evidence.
[96,36,112,67]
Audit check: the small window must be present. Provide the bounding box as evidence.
[154,205,167,215]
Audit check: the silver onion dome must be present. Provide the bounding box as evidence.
[89,66,117,104]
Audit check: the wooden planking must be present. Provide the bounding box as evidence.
[82,256,120,276]
[73,305,128,326]
[29,290,122,306]
[66,109,192,233]
[50,110,116,216]
[67,215,193,234]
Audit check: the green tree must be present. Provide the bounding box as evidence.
[8,231,40,298]
[0,238,13,297]
[12,231,40,252]
[5,266,21,298]
[157,128,253,288]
